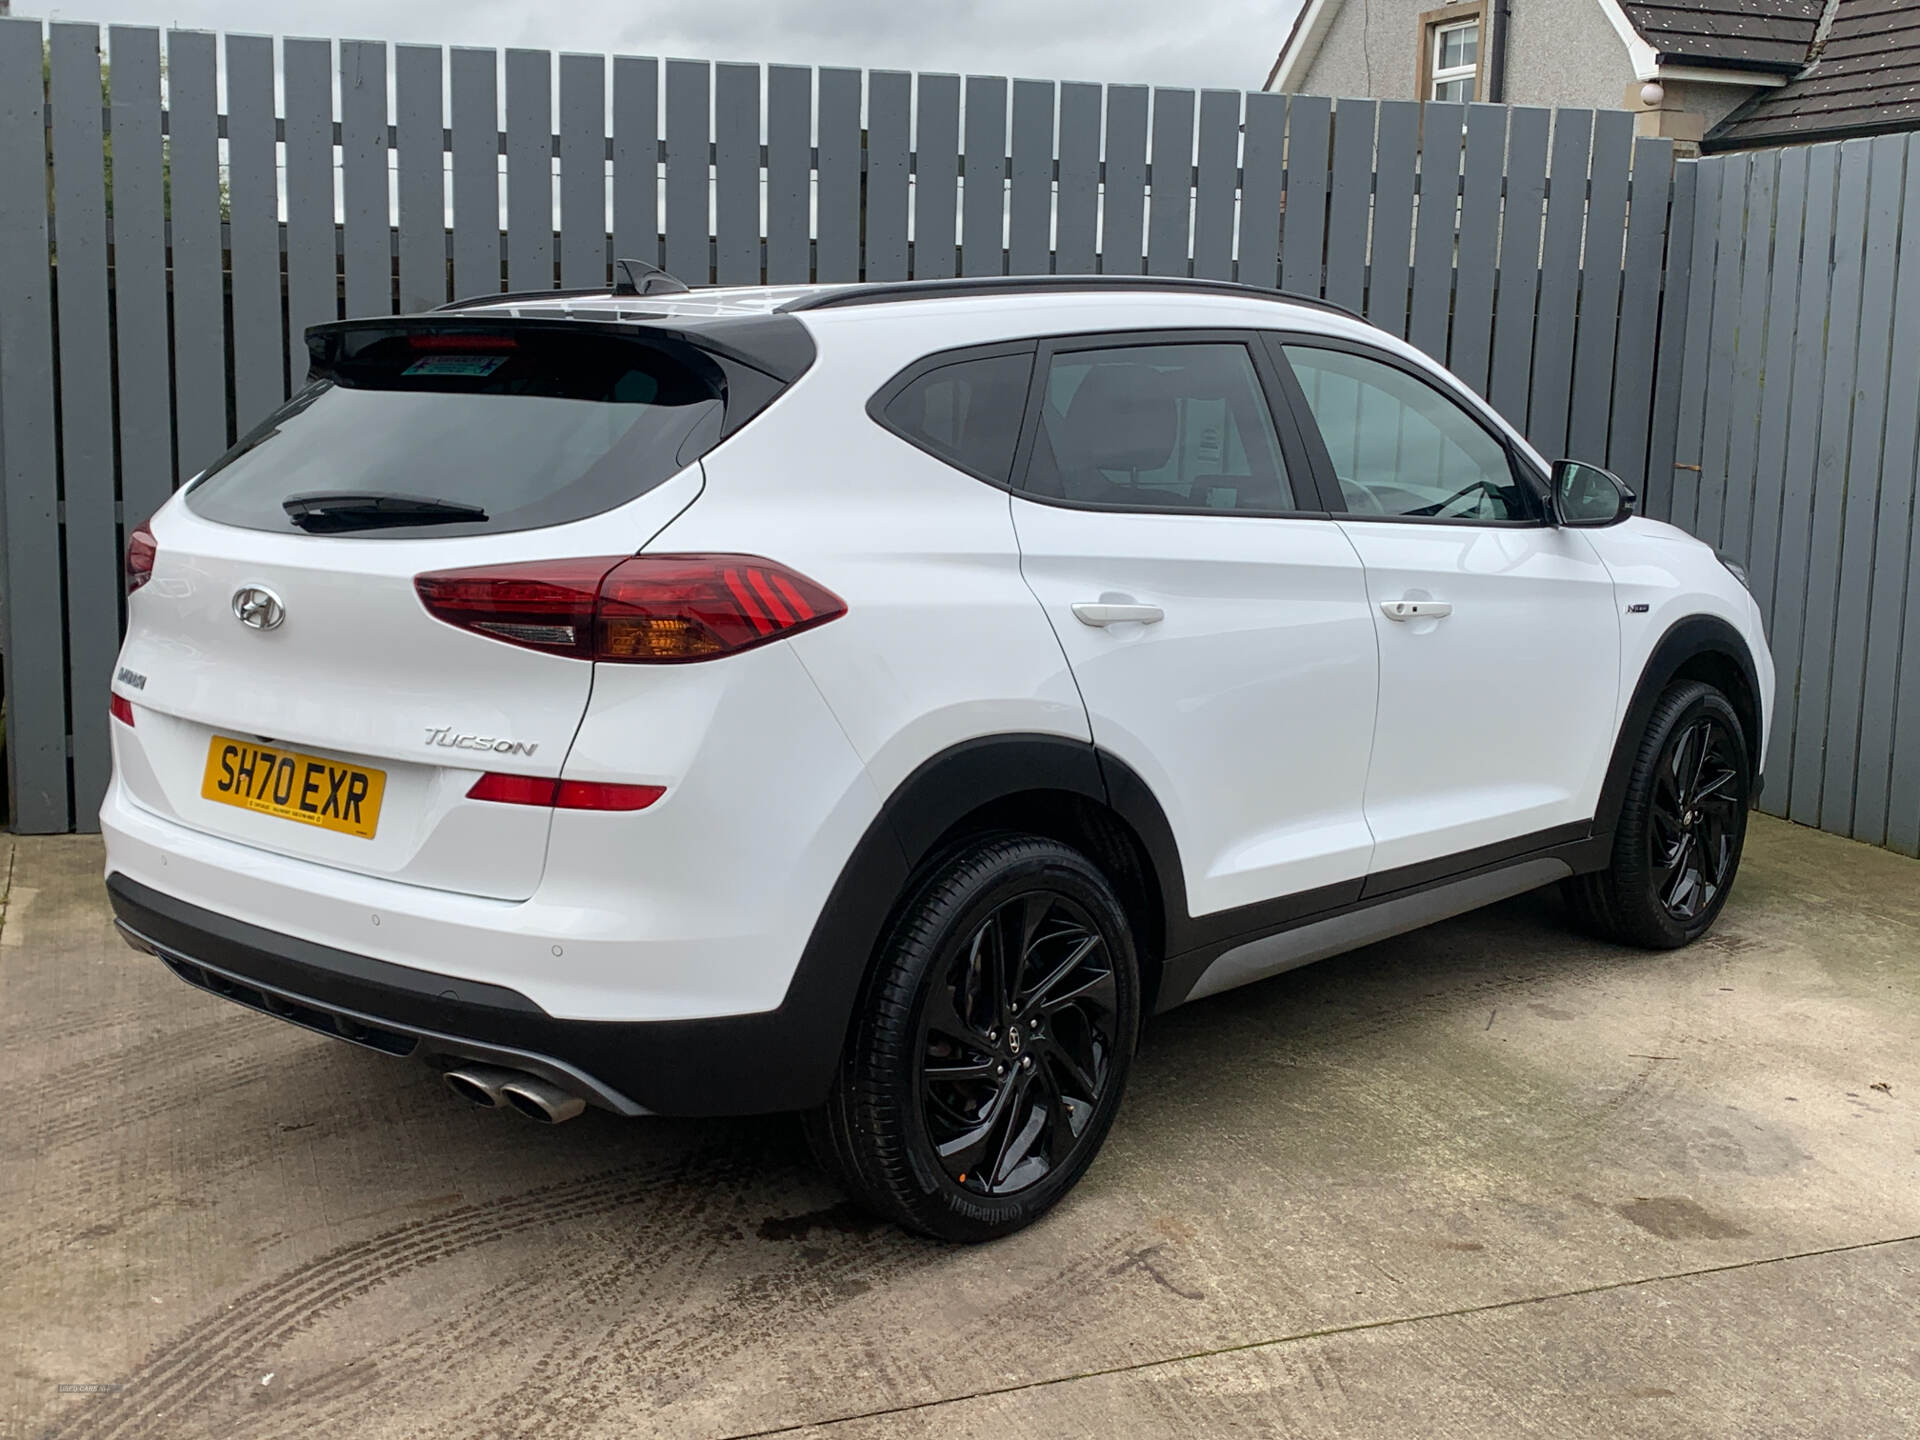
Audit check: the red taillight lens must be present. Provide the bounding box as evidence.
[110,693,136,726]
[126,522,157,595]
[416,555,846,663]
[467,773,665,811]
[414,557,624,661]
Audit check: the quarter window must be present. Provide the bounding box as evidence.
[1022,342,1297,513]
[879,351,1034,483]
[1282,345,1533,522]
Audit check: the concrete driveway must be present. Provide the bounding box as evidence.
[3,816,1916,1439]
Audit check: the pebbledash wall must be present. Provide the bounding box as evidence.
[1,18,1917,858]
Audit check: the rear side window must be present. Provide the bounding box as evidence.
[877,351,1034,483]
[186,327,728,538]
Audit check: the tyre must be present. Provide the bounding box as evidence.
[806,833,1141,1242]
[1564,680,1751,949]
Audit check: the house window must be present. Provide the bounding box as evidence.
[1417,3,1485,103]
[1431,21,1479,100]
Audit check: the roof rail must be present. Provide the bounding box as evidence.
[777,275,1366,322]
[432,285,616,313]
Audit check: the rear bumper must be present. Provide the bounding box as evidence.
[108,872,847,1117]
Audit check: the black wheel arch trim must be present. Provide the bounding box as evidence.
[1594,614,1764,839]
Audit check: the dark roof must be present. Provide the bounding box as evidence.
[1621,0,1824,72]
[1709,0,1920,148]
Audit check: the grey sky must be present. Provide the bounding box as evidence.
[28,1,1301,93]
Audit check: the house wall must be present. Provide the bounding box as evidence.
[1286,0,1755,142]
[1502,0,1634,111]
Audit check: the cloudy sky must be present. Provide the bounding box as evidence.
[27,0,1302,93]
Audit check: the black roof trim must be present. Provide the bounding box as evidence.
[778,275,1366,323]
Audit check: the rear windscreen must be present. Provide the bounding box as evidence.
[185,328,726,538]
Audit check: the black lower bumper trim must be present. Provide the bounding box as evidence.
[106,872,847,1118]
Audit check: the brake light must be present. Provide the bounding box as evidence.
[126,522,157,594]
[110,693,136,726]
[415,555,846,663]
[408,332,518,351]
[467,773,665,811]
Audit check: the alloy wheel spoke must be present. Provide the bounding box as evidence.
[1046,1039,1100,1101]
[1020,931,1102,1012]
[1042,965,1117,1017]
[988,1073,1045,1187]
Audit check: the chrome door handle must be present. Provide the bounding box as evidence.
[1380,599,1452,622]
[1072,601,1165,627]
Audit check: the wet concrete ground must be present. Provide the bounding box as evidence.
[3,816,1916,1438]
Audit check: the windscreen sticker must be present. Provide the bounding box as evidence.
[403,355,507,377]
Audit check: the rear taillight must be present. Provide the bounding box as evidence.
[110,693,136,726]
[415,555,847,663]
[125,522,157,595]
[467,773,665,811]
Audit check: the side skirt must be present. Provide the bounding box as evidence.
[1158,828,1613,1011]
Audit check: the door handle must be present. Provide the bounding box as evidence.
[1379,599,1452,622]
[1072,601,1165,627]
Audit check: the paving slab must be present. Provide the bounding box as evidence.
[2,817,1916,1438]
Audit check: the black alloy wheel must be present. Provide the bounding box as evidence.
[1563,680,1751,949]
[806,833,1140,1242]
[1648,714,1743,924]
[917,891,1119,1196]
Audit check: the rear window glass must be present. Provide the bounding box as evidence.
[186,328,725,538]
[879,351,1033,483]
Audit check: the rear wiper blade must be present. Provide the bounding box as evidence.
[283,492,488,533]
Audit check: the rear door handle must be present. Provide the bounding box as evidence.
[1072,601,1165,627]
[1379,599,1452,622]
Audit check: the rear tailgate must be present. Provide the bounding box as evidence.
[114,475,703,899]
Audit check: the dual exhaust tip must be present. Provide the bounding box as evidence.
[442,1064,587,1124]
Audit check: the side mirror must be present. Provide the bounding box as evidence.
[1549,459,1637,527]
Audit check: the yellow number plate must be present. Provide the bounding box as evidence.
[200,736,385,839]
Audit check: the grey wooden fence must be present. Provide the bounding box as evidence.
[0,18,1840,853]
[1670,137,1920,856]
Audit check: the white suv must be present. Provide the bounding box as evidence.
[103,275,1773,1241]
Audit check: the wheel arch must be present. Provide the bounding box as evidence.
[1595,615,1764,839]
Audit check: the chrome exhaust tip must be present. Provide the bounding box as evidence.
[498,1075,587,1124]
[442,1065,522,1109]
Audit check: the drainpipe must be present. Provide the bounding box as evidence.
[1487,0,1512,102]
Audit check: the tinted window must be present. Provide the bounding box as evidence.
[186,328,726,538]
[1282,345,1534,522]
[880,351,1034,482]
[1024,342,1296,512]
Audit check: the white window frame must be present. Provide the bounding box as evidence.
[1429,18,1480,102]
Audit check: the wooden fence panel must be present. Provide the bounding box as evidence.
[1192,90,1239,282]
[664,60,709,282]
[48,24,117,826]
[1368,100,1420,338]
[450,48,501,298]
[227,32,286,425]
[1566,110,1633,463]
[106,26,171,530]
[1010,80,1055,276]
[1102,85,1149,276]
[505,50,554,291]
[0,17,65,831]
[1281,95,1331,298]
[167,30,227,478]
[1322,99,1375,313]
[963,76,1010,277]
[1055,82,1101,275]
[714,63,761,285]
[817,69,863,282]
[397,45,449,312]
[1236,90,1285,290]
[341,40,391,317]
[1408,101,1464,360]
[769,66,818,283]
[915,74,962,280]
[1451,104,1507,394]
[1148,88,1196,278]
[560,53,610,287]
[612,56,659,269]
